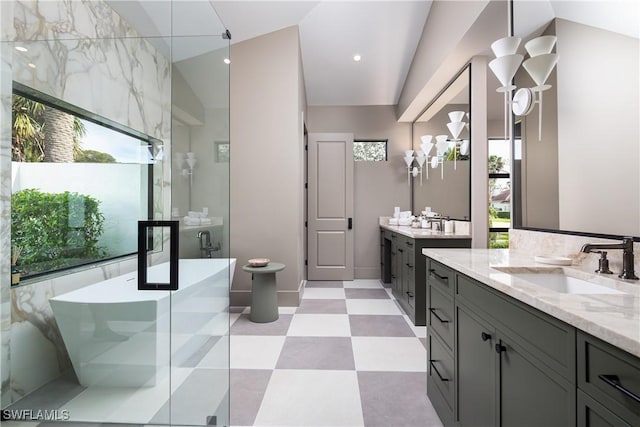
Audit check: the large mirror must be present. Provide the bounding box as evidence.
[412,66,471,220]
[511,1,639,237]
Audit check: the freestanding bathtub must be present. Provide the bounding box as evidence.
[50,258,235,387]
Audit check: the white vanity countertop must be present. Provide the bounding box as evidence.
[380,222,472,240]
[422,248,640,358]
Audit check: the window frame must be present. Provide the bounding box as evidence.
[11,82,158,282]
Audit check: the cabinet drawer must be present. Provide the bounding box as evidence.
[429,284,454,350]
[456,273,575,381]
[578,389,632,427]
[427,259,454,295]
[577,332,640,425]
[428,331,455,411]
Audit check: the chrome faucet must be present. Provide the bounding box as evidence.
[197,230,221,258]
[580,237,638,280]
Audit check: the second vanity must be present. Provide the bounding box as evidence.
[380,220,471,325]
[423,248,640,427]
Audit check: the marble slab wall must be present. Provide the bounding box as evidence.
[1,0,172,406]
[510,229,640,279]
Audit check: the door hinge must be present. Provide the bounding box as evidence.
[305,182,308,189]
[305,221,308,227]
[305,144,308,151]
[305,259,308,266]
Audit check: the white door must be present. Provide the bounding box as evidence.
[307,133,354,280]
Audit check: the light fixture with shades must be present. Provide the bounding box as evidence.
[488,2,559,142]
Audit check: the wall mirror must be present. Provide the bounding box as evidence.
[511,1,639,238]
[411,66,471,220]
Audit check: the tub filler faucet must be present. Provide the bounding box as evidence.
[198,230,221,258]
[580,237,638,280]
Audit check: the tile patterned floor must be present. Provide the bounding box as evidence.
[229,279,443,427]
[3,280,441,427]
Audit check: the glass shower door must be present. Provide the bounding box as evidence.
[1,1,230,426]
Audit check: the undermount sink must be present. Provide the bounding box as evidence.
[492,267,626,295]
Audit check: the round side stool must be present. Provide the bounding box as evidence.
[241,262,285,323]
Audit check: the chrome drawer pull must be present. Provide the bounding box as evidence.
[598,374,640,404]
[429,360,450,382]
[429,308,450,323]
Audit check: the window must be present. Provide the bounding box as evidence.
[11,84,159,281]
[488,137,511,248]
[215,141,230,163]
[353,139,387,161]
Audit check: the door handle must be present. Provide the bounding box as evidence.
[348,218,353,229]
[138,220,179,291]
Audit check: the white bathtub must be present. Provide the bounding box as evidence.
[50,258,235,387]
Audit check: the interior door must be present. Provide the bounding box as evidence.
[307,133,354,280]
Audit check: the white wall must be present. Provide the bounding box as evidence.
[230,26,305,305]
[307,105,411,279]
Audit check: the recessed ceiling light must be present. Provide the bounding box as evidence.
[28,63,36,69]
[353,54,361,62]
[15,46,28,52]
[223,58,230,64]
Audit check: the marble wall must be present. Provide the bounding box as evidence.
[510,229,640,278]
[1,0,172,406]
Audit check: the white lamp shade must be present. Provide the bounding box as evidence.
[460,140,470,155]
[403,156,414,167]
[436,141,449,155]
[420,134,433,145]
[489,54,524,87]
[186,158,196,168]
[404,149,414,157]
[522,53,558,87]
[525,35,557,57]
[420,143,434,156]
[435,134,448,143]
[431,156,439,168]
[448,111,465,122]
[447,121,466,140]
[491,36,522,57]
[416,155,426,166]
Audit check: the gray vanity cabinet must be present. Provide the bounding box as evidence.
[381,229,470,326]
[426,256,577,427]
[577,332,640,426]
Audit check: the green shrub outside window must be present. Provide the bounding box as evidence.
[12,189,106,278]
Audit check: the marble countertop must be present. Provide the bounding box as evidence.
[422,248,640,358]
[380,223,472,240]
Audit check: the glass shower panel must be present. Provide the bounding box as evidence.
[169,31,231,426]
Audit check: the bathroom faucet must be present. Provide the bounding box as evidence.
[197,231,221,258]
[580,237,638,280]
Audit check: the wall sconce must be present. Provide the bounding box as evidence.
[404,149,426,185]
[489,35,558,141]
[175,152,196,186]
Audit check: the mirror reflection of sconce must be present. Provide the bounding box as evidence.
[489,35,558,141]
[411,111,469,182]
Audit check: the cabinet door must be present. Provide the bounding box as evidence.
[403,244,415,308]
[390,238,399,291]
[499,331,575,427]
[457,303,496,427]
